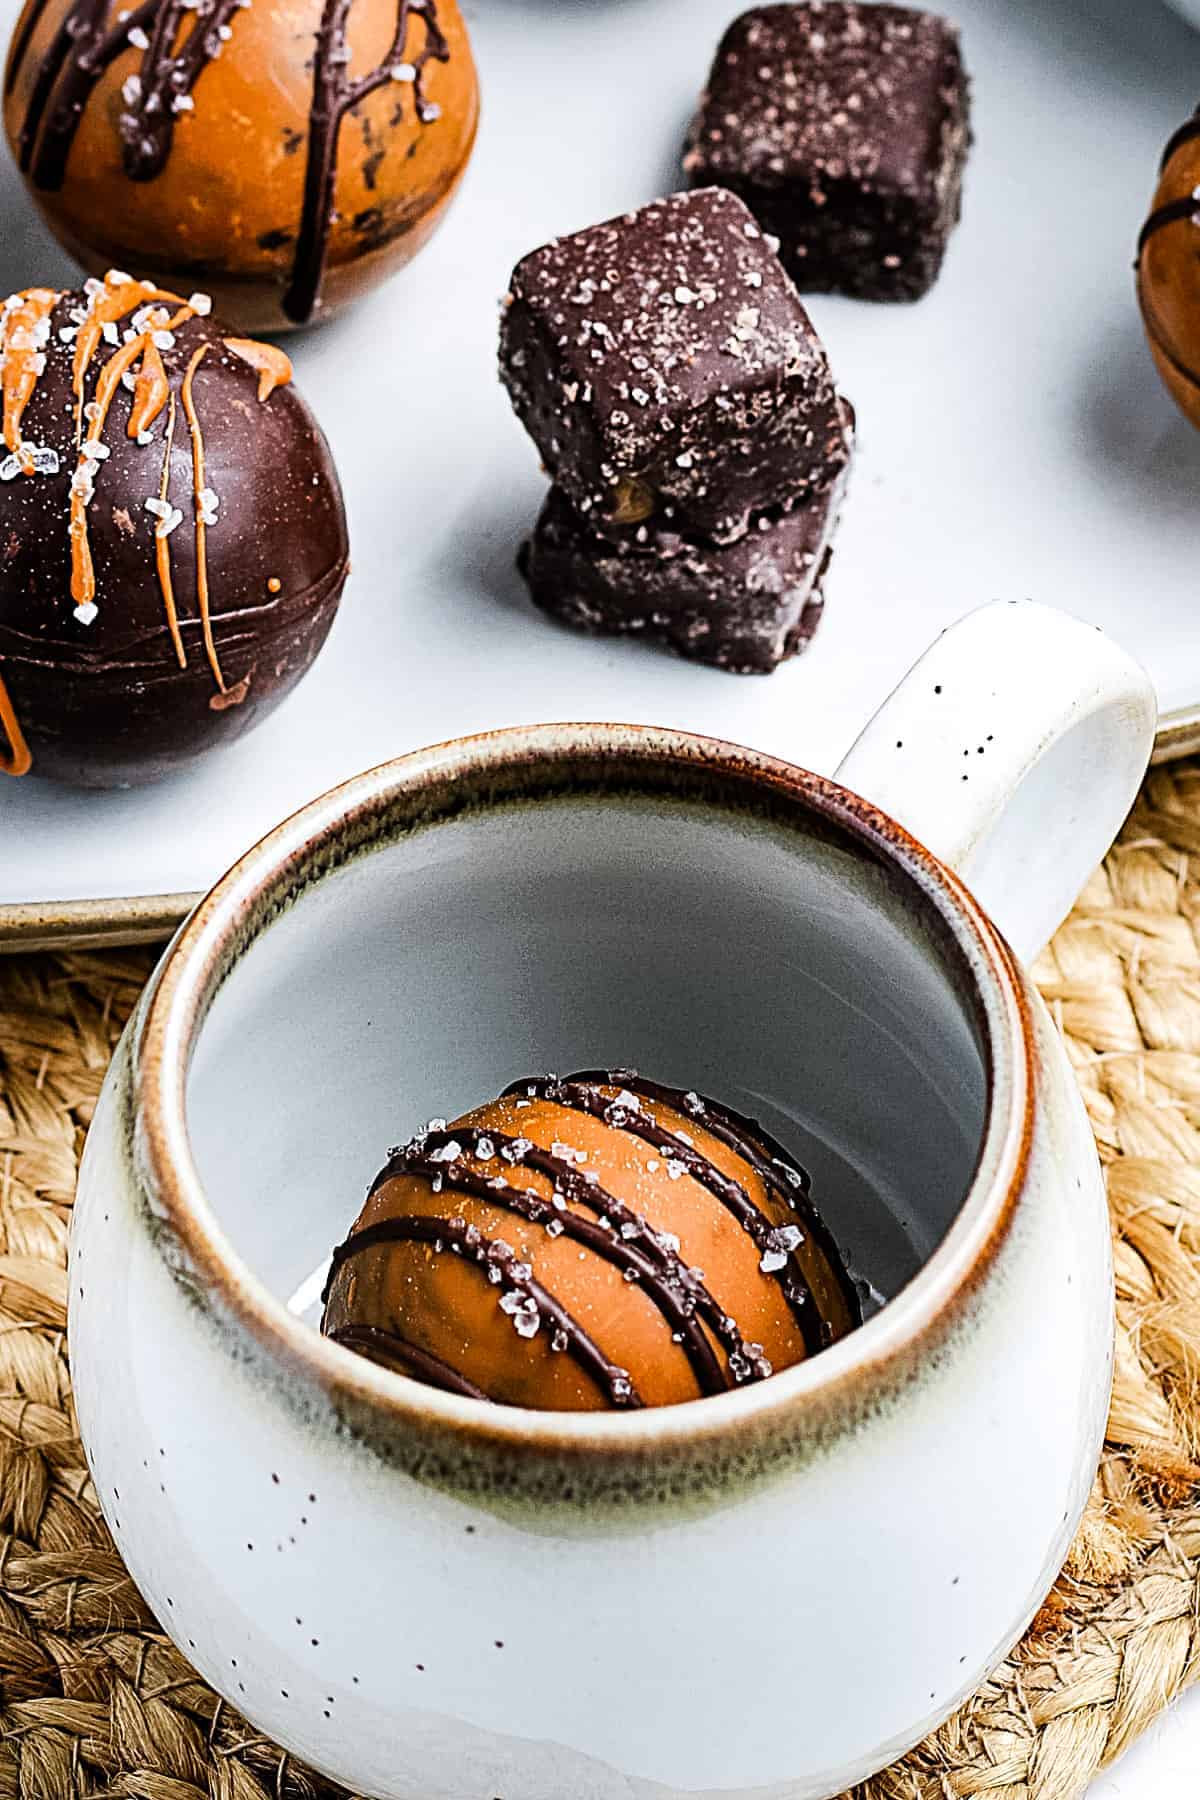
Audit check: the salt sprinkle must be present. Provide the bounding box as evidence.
[73,601,99,625]
[153,329,176,350]
[189,292,213,316]
[389,61,416,80]
[172,93,195,113]
[127,24,149,46]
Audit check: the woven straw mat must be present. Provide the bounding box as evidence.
[5,761,1200,1800]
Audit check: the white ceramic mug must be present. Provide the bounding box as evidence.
[72,600,1155,1800]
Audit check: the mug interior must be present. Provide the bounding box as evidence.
[185,749,991,1341]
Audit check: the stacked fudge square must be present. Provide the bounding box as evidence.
[499,186,854,674]
[683,3,971,303]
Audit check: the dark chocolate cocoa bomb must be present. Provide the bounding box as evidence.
[519,439,849,673]
[684,4,971,302]
[0,274,348,788]
[499,186,852,545]
[322,1072,861,1412]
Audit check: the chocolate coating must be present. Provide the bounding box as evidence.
[0,276,348,787]
[683,4,971,302]
[322,1072,860,1412]
[1138,107,1200,431]
[3,0,479,332]
[499,187,852,546]
[518,443,849,672]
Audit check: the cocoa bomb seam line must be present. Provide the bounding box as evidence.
[282,0,450,323]
[374,1134,740,1395]
[325,1323,495,1400]
[1136,195,1200,258]
[322,1213,644,1407]
[501,1075,825,1347]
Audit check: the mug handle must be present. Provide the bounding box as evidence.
[834,601,1158,965]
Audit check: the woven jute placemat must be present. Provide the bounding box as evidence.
[4,765,1200,1800]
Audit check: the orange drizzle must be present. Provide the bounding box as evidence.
[69,334,145,606]
[155,393,186,671]
[129,339,170,439]
[1,288,60,467]
[0,669,32,778]
[180,343,225,692]
[71,274,188,439]
[224,338,293,403]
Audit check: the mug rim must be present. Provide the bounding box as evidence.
[133,722,1034,1459]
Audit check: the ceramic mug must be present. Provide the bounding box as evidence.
[72,600,1155,1800]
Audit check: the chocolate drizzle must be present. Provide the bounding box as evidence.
[1161,105,1200,174]
[283,0,449,322]
[9,0,452,327]
[325,1212,644,1408]
[323,1071,860,1409]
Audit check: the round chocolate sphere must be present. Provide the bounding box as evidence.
[2,0,479,333]
[1138,106,1200,430]
[0,272,349,788]
[322,1072,860,1411]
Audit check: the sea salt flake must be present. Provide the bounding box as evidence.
[73,600,99,625]
[475,1136,495,1160]
[389,60,416,80]
[172,93,194,113]
[675,451,694,470]
[545,1219,565,1239]
[136,430,154,445]
[153,329,176,350]
[81,439,110,460]
[189,292,213,315]
[0,455,23,481]
[551,1329,569,1353]
[122,74,142,103]
[144,496,170,518]
[666,1159,687,1180]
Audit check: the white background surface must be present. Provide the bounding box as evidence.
[2,0,1200,905]
[1,0,1198,1784]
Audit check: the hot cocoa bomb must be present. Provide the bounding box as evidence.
[3,0,479,332]
[1138,106,1200,431]
[0,272,349,787]
[322,1072,860,1411]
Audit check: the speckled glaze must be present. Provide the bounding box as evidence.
[72,603,1155,1798]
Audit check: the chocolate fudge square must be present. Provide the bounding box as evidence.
[499,186,852,545]
[683,4,970,301]
[517,454,848,674]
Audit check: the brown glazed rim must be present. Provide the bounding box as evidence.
[134,723,1034,1458]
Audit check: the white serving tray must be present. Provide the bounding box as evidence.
[2,0,1199,945]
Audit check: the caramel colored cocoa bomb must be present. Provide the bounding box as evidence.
[1138,107,1200,431]
[0,274,348,788]
[3,0,479,332]
[322,1073,860,1411]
